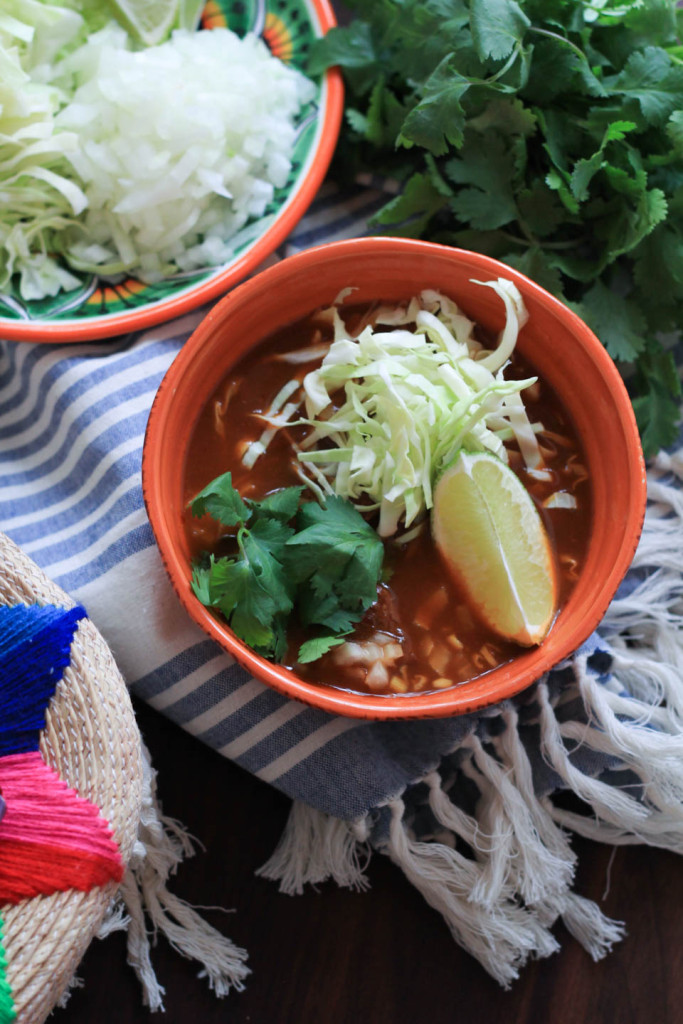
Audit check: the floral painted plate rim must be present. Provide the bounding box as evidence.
[0,0,342,343]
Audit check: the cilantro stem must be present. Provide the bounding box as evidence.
[487,42,523,86]
[527,27,588,64]
[501,230,586,252]
[538,238,587,251]
[236,524,250,563]
[500,231,534,246]
[665,45,683,66]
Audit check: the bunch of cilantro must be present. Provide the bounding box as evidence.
[190,473,384,664]
[310,0,683,454]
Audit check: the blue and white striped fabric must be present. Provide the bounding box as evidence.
[2,180,683,984]
[2,179,463,820]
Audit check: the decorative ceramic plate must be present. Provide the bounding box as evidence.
[0,0,342,343]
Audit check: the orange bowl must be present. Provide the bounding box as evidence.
[142,237,647,719]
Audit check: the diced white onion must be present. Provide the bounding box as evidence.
[1,17,315,299]
[544,492,577,509]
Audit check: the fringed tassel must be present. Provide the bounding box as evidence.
[538,682,653,831]
[383,798,559,989]
[259,450,683,986]
[539,670,683,853]
[601,445,683,726]
[460,732,575,907]
[426,765,570,919]
[543,801,644,846]
[607,649,683,726]
[572,656,683,810]
[496,707,577,870]
[256,800,370,895]
[107,746,249,1012]
[559,893,626,961]
[457,754,517,905]
[55,975,84,1011]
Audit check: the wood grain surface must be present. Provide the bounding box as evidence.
[54,698,683,1024]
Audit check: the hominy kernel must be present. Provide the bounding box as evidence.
[390,676,408,693]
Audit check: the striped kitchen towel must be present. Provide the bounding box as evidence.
[1,181,683,988]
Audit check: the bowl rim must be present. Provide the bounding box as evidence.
[143,236,648,720]
[0,0,343,345]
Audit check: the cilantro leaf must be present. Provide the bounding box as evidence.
[469,0,529,62]
[239,520,295,608]
[347,78,408,148]
[632,380,681,457]
[308,1,683,457]
[286,495,384,626]
[523,36,586,104]
[570,151,605,203]
[605,47,683,126]
[192,554,287,660]
[602,187,668,265]
[297,635,348,664]
[634,225,683,302]
[371,170,450,237]
[307,22,379,92]
[545,169,580,215]
[210,558,267,620]
[571,123,638,203]
[190,484,385,664]
[641,345,682,400]
[666,111,683,154]
[604,163,648,201]
[296,492,375,533]
[190,471,249,526]
[191,562,213,606]
[516,181,564,237]
[468,97,537,137]
[230,607,284,658]
[445,131,519,229]
[398,56,470,156]
[604,121,638,143]
[247,487,303,524]
[297,593,361,634]
[501,247,564,297]
[579,281,647,363]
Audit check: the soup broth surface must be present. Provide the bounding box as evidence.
[184,304,592,697]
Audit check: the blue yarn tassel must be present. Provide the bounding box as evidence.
[0,605,86,756]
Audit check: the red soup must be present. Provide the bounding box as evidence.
[183,300,592,697]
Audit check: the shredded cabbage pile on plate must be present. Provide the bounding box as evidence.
[0,1,315,300]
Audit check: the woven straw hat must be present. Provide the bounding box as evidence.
[0,532,143,1023]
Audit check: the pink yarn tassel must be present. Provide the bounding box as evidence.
[0,752,123,902]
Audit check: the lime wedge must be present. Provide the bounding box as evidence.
[432,451,557,646]
[177,0,205,30]
[107,0,179,45]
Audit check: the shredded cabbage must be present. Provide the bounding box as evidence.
[297,280,543,537]
[0,3,315,300]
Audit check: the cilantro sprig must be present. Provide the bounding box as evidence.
[190,472,384,664]
[311,0,683,454]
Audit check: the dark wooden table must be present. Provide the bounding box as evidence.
[55,697,683,1024]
